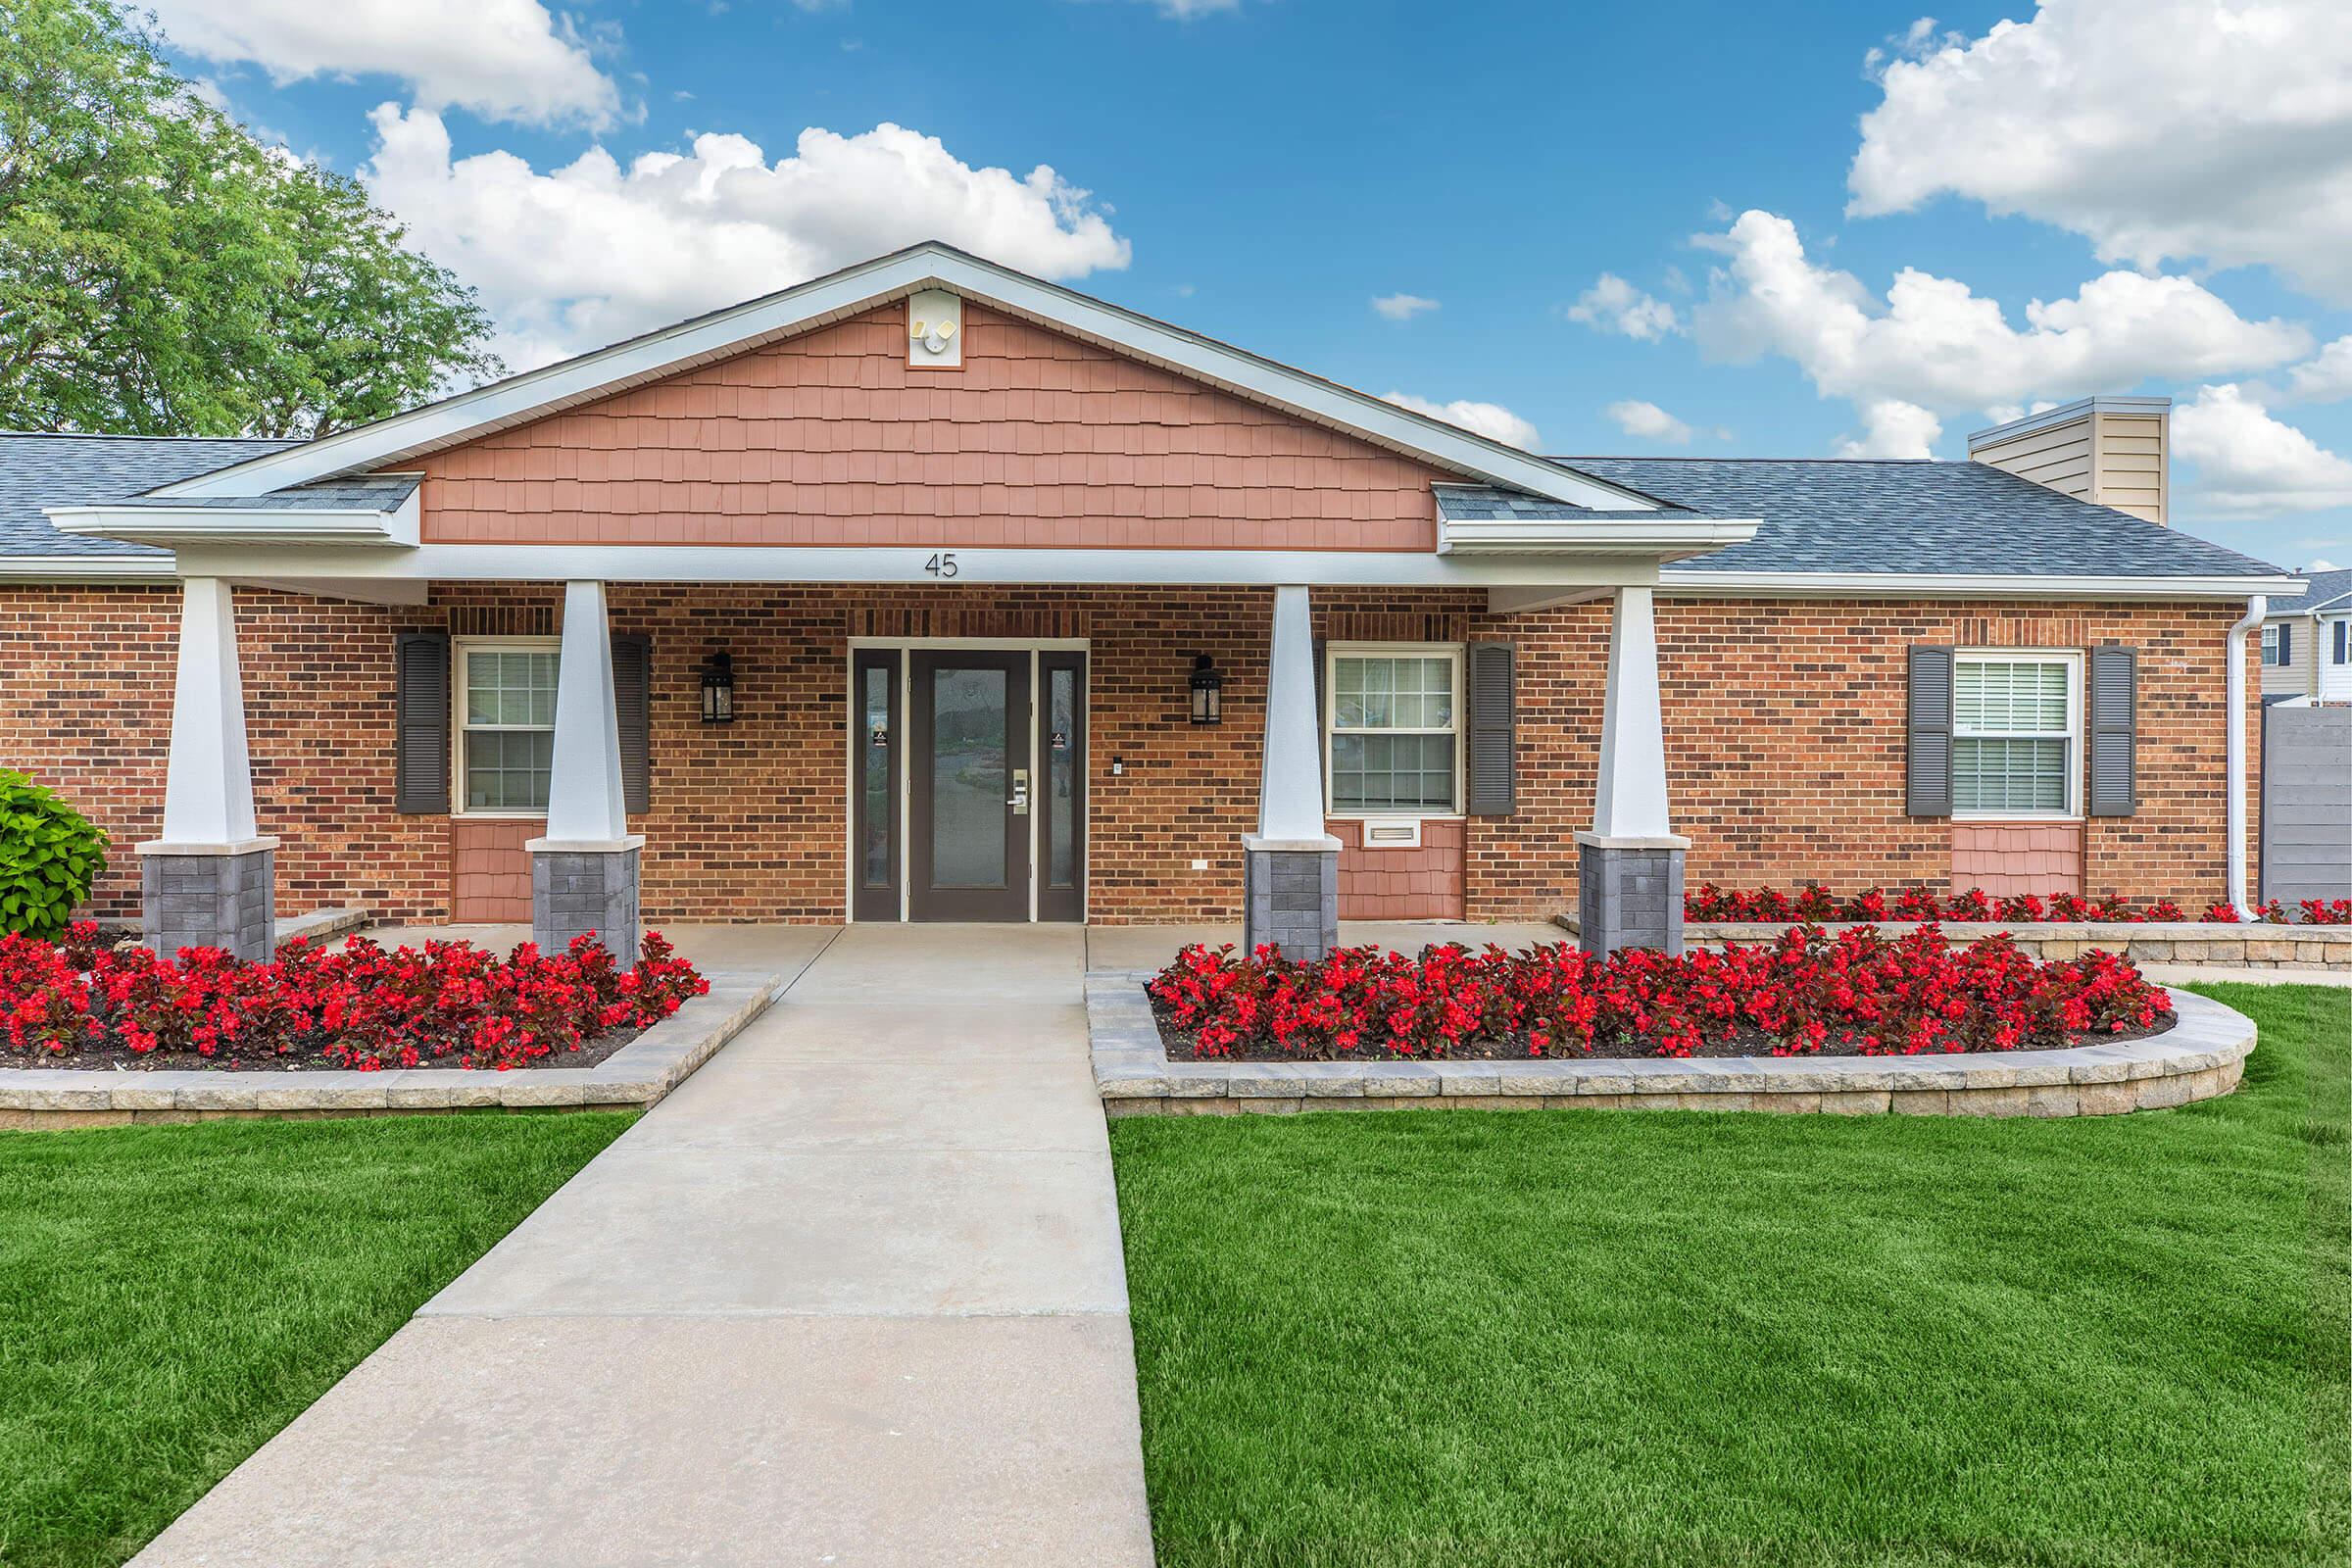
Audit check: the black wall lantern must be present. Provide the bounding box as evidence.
[701,653,736,723]
[1188,653,1223,725]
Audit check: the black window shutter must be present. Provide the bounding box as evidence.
[2278,624,2292,666]
[395,631,451,814]
[2087,645,2136,817]
[1465,641,1516,816]
[1905,646,1954,817]
[611,634,652,814]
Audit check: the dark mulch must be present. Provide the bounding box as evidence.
[0,1026,646,1074]
[1150,993,2175,1063]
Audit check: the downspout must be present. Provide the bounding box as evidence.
[2227,594,2267,919]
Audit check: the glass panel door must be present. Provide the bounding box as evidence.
[1037,652,1087,922]
[908,652,1031,921]
[851,651,900,922]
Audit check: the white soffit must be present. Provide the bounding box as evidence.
[44,487,421,549]
[149,244,1654,512]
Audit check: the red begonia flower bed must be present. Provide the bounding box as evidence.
[1149,925,2174,1062]
[0,925,709,1071]
[1685,884,2352,926]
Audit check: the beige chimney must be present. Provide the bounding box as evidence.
[1967,395,2171,524]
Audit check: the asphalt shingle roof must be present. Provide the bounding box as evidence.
[1434,485,1694,524]
[1547,457,2287,580]
[114,474,422,512]
[2282,566,2352,614]
[0,433,295,558]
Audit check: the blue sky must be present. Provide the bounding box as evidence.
[152,0,2352,568]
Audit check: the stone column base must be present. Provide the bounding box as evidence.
[1576,832,1689,959]
[527,837,644,959]
[139,838,278,961]
[1242,834,1341,960]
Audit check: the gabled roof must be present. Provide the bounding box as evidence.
[2274,566,2352,615]
[0,432,292,561]
[1553,457,2290,585]
[146,242,1658,513]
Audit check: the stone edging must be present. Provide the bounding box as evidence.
[0,970,778,1132]
[1086,974,2255,1118]
[1553,913,2352,970]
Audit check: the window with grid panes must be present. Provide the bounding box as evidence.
[1327,651,1459,812]
[1952,656,2076,814]
[460,644,560,811]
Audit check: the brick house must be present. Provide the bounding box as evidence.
[0,244,2302,959]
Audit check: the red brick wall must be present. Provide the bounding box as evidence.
[416,304,1448,553]
[1462,595,2257,918]
[0,585,451,923]
[0,584,2256,928]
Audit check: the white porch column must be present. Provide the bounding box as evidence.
[1592,585,1673,839]
[1577,585,1689,957]
[527,580,644,956]
[1242,585,1342,957]
[140,577,276,959]
[542,580,632,845]
[159,577,260,846]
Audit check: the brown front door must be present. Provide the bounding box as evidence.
[908,652,1032,921]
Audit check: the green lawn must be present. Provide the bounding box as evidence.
[0,1111,631,1568]
[1110,983,2350,1568]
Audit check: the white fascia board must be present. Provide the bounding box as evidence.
[1440,517,1758,557]
[165,542,1669,590]
[0,553,177,582]
[44,487,418,549]
[145,245,1650,511]
[1658,568,2309,601]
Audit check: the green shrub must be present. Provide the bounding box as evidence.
[0,771,108,939]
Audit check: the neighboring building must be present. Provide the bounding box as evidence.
[2260,567,2352,705]
[0,244,2302,959]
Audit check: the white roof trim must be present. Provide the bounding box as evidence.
[0,553,176,581]
[45,487,419,549]
[1658,567,2307,602]
[148,244,1655,512]
[1441,516,1758,556]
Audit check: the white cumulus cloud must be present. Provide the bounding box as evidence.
[1371,293,1440,321]
[1834,400,1943,460]
[363,107,1132,367]
[1566,273,1682,341]
[1604,400,1693,444]
[2174,383,2352,516]
[2287,336,2352,404]
[148,0,622,128]
[1383,393,1540,451]
[1690,209,2310,443]
[1848,0,2352,303]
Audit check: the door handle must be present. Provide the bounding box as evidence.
[1010,767,1030,815]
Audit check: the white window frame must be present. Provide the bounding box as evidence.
[2262,623,2285,666]
[1951,648,2082,822]
[1323,642,1465,820]
[452,636,562,819]
[2333,618,2349,665]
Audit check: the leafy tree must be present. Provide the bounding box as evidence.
[0,0,502,437]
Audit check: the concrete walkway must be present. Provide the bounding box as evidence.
[135,924,1155,1567]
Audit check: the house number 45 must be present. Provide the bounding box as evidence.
[923,552,959,578]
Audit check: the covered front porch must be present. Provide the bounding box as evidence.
[123,564,1699,964]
